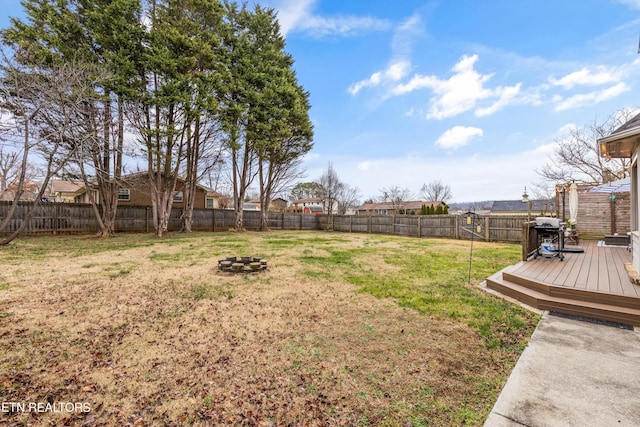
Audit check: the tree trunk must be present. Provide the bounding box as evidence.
[258,158,269,231]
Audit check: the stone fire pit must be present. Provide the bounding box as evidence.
[218,256,267,273]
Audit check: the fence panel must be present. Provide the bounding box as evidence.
[395,216,418,237]
[283,213,302,230]
[302,214,319,230]
[350,216,369,233]
[332,215,350,232]
[489,216,524,242]
[114,205,148,232]
[370,215,393,234]
[421,215,457,238]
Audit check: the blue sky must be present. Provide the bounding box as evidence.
[2,0,640,202]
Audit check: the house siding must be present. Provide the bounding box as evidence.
[119,175,208,209]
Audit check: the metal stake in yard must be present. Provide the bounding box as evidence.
[465,210,481,284]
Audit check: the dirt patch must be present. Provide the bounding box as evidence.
[0,232,531,426]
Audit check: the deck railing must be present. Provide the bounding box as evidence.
[522,221,538,261]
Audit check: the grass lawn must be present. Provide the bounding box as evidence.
[0,231,538,426]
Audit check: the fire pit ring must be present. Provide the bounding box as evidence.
[218,256,267,273]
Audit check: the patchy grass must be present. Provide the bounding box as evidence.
[0,231,538,426]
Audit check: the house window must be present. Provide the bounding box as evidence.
[206,198,215,209]
[117,188,130,201]
[173,191,183,202]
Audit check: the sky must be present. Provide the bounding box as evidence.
[2,0,640,203]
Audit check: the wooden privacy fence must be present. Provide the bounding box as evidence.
[0,202,526,243]
[0,202,318,234]
[318,214,524,243]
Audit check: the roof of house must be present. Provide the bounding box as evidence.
[121,172,222,196]
[292,197,324,204]
[359,200,444,211]
[587,177,630,193]
[491,199,555,212]
[598,112,640,158]
[611,113,640,135]
[51,180,86,194]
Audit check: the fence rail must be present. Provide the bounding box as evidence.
[0,202,527,244]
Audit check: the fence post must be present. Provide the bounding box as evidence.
[282,212,285,230]
[418,216,422,238]
[52,203,59,235]
[368,215,371,233]
[522,222,527,261]
[145,207,149,233]
[484,217,490,241]
[212,209,216,232]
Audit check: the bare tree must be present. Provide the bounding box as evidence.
[420,180,452,203]
[0,56,96,244]
[318,162,343,228]
[180,116,224,233]
[0,148,18,193]
[537,109,634,185]
[335,184,361,215]
[379,185,412,213]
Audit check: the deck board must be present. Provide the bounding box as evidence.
[559,250,582,287]
[511,240,637,298]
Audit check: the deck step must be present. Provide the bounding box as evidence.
[486,273,640,326]
[502,272,640,310]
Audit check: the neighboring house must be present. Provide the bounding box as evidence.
[50,180,97,203]
[247,197,288,212]
[490,199,555,216]
[598,112,640,273]
[448,202,493,215]
[118,172,222,209]
[344,206,359,216]
[0,190,38,202]
[52,175,223,208]
[271,197,288,212]
[291,197,326,213]
[303,205,323,214]
[357,201,447,215]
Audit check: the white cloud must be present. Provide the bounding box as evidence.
[614,0,640,9]
[549,66,622,89]
[300,15,391,37]
[358,160,380,171]
[475,83,522,117]
[557,123,578,135]
[273,0,316,36]
[348,60,411,95]
[347,14,422,96]
[553,82,629,111]
[391,14,423,59]
[393,54,500,119]
[434,126,483,150]
[272,0,391,37]
[528,142,558,155]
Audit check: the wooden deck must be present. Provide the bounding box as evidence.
[486,240,640,326]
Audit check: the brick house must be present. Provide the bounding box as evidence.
[117,173,222,209]
[357,200,447,215]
